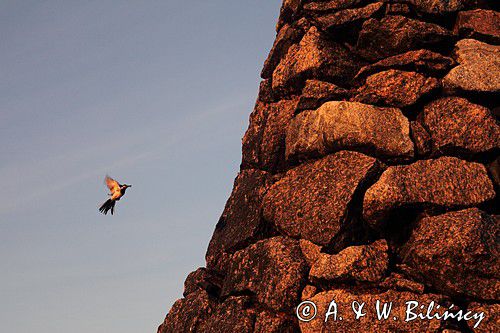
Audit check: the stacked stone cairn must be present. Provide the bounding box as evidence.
[158,0,499,332]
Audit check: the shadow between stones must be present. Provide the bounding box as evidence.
[323,159,386,254]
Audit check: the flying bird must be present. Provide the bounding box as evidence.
[99,175,132,215]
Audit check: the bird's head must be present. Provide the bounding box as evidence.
[121,184,132,190]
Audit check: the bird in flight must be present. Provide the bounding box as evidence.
[99,175,132,215]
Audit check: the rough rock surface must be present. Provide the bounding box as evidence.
[206,169,271,272]
[356,15,452,61]
[407,0,479,14]
[310,239,389,283]
[183,268,221,297]
[221,236,307,312]
[256,79,275,103]
[242,99,299,172]
[296,79,348,112]
[489,157,500,189]
[467,302,500,333]
[198,296,255,333]
[261,21,306,79]
[299,289,448,332]
[276,0,301,31]
[158,1,500,331]
[385,3,411,15]
[263,151,381,246]
[408,0,479,14]
[454,9,500,44]
[410,121,432,157]
[286,101,414,162]
[363,157,495,227]
[419,97,500,157]
[401,209,500,300]
[158,290,213,333]
[272,26,364,93]
[353,69,440,107]
[299,239,322,266]
[443,39,500,93]
[301,285,318,300]
[310,2,384,31]
[379,272,425,294]
[254,311,296,333]
[303,0,368,13]
[183,268,207,296]
[353,49,455,83]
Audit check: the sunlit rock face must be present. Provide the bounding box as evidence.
[158,1,499,332]
[443,39,500,93]
[286,101,414,162]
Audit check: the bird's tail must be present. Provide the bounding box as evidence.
[99,199,116,215]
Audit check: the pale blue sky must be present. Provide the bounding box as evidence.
[0,1,281,332]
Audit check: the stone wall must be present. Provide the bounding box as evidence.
[158,1,499,332]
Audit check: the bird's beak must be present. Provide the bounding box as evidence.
[128,185,132,187]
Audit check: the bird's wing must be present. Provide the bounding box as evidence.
[105,175,120,194]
